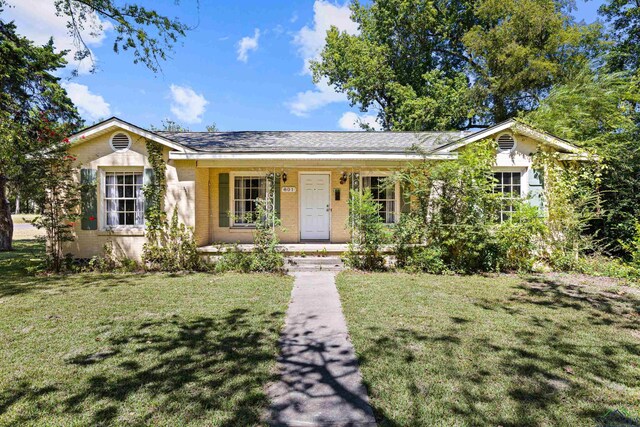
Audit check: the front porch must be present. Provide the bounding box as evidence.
[198,243,350,256]
[197,243,396,256]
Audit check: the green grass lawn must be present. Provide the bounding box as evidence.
[11,214,38,224]
[0,241,293,426]
[337,272,640,426]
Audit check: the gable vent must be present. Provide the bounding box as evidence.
[110,133,131,152]
[497,133,515,151]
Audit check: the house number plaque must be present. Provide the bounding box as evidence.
[282,186,297,193]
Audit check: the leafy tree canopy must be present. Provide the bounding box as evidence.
[526,66,640,253]
[311,0,602,130]
[0,16,82,250]
[600,0,640,74]
[1,0,190,73]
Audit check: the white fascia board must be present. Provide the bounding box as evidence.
[433,119,584,155]
[168,152,457,161]
[433,120,516,153]
[69,118,194,153]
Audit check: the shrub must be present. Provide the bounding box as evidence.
[393,138,501,273]
[216,197,284,273]
[142,209,208,272]
[344,189,388,270]
[495,202,547,272]
[620,220,640,268]
[402,247,447,274]
[86,242,140,273]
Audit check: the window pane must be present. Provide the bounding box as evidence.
[104,172,144,227]
[362,176,396,224]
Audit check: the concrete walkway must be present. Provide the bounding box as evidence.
[266,271,376,426]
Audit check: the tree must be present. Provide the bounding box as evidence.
[311,0,601,130]
[206,122,219,132]
[0,18,81,251]
[525,66,640,254]
[599,0,640,74]
[149,119,190,132]
[28,117,80,272]
[1,0,190,74]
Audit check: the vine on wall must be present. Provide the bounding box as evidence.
[143,139,166,239]
[140,140,205,271]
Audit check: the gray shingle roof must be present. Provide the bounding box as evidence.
[157,130,472,153]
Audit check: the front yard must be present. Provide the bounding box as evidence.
[337,272,640,426]
[0,241,293,426]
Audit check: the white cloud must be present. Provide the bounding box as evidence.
[293,0,359,75]
[169,84,208,124]
[237,29,260,63]
[4,0,112,74]
[338,112,382,131]
[62,82,111,120]
[288,79,347,117]
[288,1,359,116]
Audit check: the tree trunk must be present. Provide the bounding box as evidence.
[15,194,20,215]
[0,176,13,251]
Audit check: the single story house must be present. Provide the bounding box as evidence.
[64,117,588,260]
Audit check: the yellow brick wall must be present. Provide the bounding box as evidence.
[64,130,199,260]
[64,128,421,257]
[208,167,389,244]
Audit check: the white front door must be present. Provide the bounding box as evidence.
[300,174,330,240]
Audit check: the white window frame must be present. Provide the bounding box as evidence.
[98,167,145,231]
[359,171,401,225]
[229,172,269,228]
[493,168,526,222]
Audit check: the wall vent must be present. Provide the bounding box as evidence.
[110,133,131,152]
[497,133,515,151]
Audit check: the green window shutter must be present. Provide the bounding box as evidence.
[143,168,155,214]
[274,176,281,219]
[527,168,544,212]
[400,182,411,214]
[218,173,230,227]
[80,169,97,230]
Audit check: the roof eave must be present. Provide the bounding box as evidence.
[431,119,587,156]
[68,117,196,153]
[168,152,457,161]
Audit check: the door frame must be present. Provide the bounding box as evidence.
[298,171,332,241]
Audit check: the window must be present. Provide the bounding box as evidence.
[494,171,521,221]
[233,175,267,226]
[362,176,397,224]
[104,171,144,227]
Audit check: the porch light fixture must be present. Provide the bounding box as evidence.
[282,172,287,183]
[339,172,348,185]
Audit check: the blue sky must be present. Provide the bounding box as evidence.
[4,0,605,131]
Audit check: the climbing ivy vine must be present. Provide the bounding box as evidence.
[143,139,166,238]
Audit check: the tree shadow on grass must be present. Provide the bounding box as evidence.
[0,240,146,298]
[1,308,286,426]
[353,276,640,426]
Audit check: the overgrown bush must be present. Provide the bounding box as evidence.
[142,209,206,272]
[495,202,547,272]
[86,242,140,273]
[344,189,388,270]
[393,139,502,273]
[620,220,640,268]
[392,138,593,274]
[216,197,284,273]
[535,151,598,271]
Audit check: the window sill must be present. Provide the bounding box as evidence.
[229,226,256,233]
[97,228,145,236]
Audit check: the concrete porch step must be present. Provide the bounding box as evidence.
[285,256,345,272]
